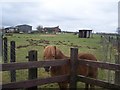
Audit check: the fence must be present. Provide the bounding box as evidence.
[1,37,120,89]
[1,48,120,89]
[2,38,16,83]
[101,34,120,84]
[3,37,8,63]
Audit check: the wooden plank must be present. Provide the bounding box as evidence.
[2,59,120,72]
[77,75,120,90]
[1,59,69,71]
[78,59,120,71]
[27,50,37,90]
[69,48,78,90]
[10,41,16,82]
[1,75,69,89]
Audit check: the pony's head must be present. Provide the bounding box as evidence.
[43,45,57,59]
[43,45,66,72]
[43,45,57,72]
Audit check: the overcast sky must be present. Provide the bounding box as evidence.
[0,0,119,33]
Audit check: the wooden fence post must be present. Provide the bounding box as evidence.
[115,37,120,85]
[3,37,8,63]
[27,50,37,90]
[0,34,2,58]
[10,41,16,82]
[69,48,78,90]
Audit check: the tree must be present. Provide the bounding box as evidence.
[36,25,43,33]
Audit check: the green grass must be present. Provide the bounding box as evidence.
[2,33,115,88]
[4,33,102,62]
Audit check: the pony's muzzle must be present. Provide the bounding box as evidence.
[44,66,50,72]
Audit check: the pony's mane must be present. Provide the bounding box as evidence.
[44,45,68,59]
[56,47,67,58]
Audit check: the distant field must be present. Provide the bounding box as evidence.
[2,33,114,88]
[4,33,102,62]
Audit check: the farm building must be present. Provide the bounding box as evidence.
[78,29,92,38]
[43,26,61,33]
[16,24,32,33]
[4,27,18,33]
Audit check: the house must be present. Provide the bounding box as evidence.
[4,27,18,33]
[4,24,32,33]
[16,24,32,33]
[78,29,92,38]
[43,26,61,33]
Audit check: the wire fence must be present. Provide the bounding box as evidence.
[100,34,120,84]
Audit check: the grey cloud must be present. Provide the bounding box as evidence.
[2,2,41,26]
[1,0,118,33]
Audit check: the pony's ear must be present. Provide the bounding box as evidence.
[54,46,57,56]
[43,45,47,49]
[54,46,56,50]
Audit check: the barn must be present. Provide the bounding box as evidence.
[16,24,32,33]
[78,29,92,38]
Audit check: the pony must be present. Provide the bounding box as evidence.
[43,45,98,90]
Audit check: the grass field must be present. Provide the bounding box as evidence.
[4,33,102,61]
[2,33,115,88]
